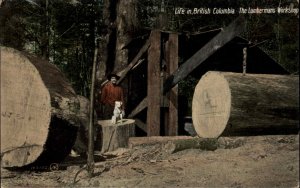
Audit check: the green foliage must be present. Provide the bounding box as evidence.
[0,0,27,50]
[0,0,103,97]
[0,0,298,99]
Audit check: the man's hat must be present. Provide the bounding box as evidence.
[107,73,120,80]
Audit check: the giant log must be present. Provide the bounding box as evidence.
[192,71,299,138]
[1,46,80,168]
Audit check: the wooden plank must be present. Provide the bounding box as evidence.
[100,59,145,87]
[128,97,147,118]
[166,33,178,136]
[100,40,148,87]
[147,30,161,136]
[117,40,150,85]
[134,118,147,132]
[163,16,246,94]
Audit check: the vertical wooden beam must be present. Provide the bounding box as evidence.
[164,40,170,136]
[166,34,178,136]
[147,30,161,136]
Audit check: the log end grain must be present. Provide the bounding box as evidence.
[192,71,231,138]
[1,46,79,168]
[1,47,51,167]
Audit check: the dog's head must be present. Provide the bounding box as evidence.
[115,101,122,108]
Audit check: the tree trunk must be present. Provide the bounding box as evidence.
[115,0,139,72]
[192,71,299,138]
[1,47,79,168]
[114,0,139,109]
[96,0,117,83]
[98,119,135,153]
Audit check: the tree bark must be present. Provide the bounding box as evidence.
[192,71,299,138]
[115,0,139,72]
[1,47,79,168]
[114,0,140,111]
[96,0,117,83]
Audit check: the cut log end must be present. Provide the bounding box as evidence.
[192,72,231,138]
[1,46,79,168]
[1,47,51,167]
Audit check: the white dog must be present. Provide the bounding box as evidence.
[111,101,125,124]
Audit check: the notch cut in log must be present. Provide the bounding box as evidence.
[192,71,299,138]
[1,46,79,168]
[97,119,135,153]
[163,16,246,94]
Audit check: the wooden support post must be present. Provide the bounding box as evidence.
[134,118,147,132]
[117,40,150,85]
[147,30,161,136]
[166,34,178,136]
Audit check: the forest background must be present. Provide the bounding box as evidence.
[0,0,298,111]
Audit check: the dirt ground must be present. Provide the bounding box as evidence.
[1,134,299,188]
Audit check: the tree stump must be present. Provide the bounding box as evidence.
[98,119,135,153]
[192,71,299,138]
[1,47,79,168]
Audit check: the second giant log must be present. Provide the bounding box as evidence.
[192,71,299,138]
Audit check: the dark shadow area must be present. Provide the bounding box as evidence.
[5,116,78,172]
[222,127,299,136]
[223,125,299,137]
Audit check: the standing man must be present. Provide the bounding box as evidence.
[100,73,125,119]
